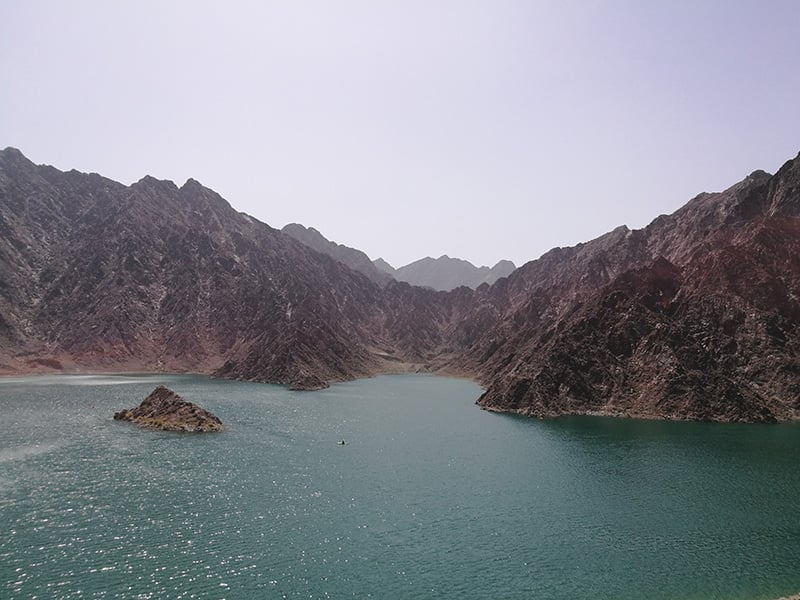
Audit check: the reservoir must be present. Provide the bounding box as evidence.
[1,373,799,599]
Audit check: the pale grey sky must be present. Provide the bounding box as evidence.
[1,1,798,268]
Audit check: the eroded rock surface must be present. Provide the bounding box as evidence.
[113,385,223,432]
[5,146,800,422]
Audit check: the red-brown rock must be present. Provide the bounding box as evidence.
[114,386,223,432]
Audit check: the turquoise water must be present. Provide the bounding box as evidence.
[1,373,799,599]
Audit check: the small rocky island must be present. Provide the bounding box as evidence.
[113,385,223,432]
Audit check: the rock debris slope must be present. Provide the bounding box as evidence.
[3,146,800,422]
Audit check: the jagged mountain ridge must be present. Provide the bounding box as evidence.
[379,255,517,291]
[282,222,516,291]
[281,223,392,286]
[0,147,451,387]
[467,163,800,422]
[372,257,395,275]
[3,146,800,422]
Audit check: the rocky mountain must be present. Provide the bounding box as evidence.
[375,255,517,291]
[467,160,800,423]
[372,257,396,275]
[3,146,800,423]
[0,147,446,388]
[282,223,515,291]
[281,223,392,286]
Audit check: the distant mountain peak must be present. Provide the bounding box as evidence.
[493,259,515,269]
[0,146,34,169]
[747,169,771,181]
[134,174,178,190]
[373,257,395,274]
[181,177,205,190]
[387,254,516,291]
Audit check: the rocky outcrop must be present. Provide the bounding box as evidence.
[113,385,223,432]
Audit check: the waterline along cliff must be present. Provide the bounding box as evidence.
[2,146,800,422]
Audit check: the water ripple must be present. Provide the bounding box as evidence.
[2,374,800,599]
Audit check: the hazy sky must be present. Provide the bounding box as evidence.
[1,1,799,268]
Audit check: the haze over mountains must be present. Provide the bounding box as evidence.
[374,255,516,291]
[282,222,516,291]
[281,223,392,286]
[3,146,800,422]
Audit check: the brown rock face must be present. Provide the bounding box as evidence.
[470,154,800,423]
[0,148,399,384]
[113,386,223,432]
[4,146,800,422]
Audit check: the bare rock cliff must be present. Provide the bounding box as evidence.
[472,153,800,422]
[4,147,800,422]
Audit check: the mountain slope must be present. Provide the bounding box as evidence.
[0,148,438,386]
[373,257,396,275]
[4,146,800,422]
[281,223,392,286]
[282,223,516,291]
[469,159,800,422]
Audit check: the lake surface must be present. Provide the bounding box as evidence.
[1,373,799,599]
